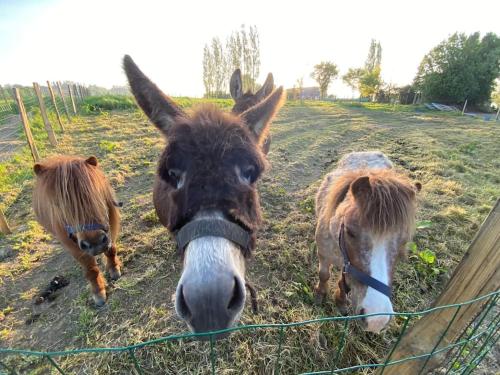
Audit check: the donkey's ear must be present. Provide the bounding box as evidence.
[240,86,285,143]
[123,55,184,134]
[85,156,98,166]
[230,69,243,100]
[33,163,46,175]
[255,73,274,100]
[351,176,372,199]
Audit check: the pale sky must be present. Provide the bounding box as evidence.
[1,0,499,97]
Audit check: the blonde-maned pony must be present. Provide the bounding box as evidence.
[314,151,421,333]
[33,155,121,306]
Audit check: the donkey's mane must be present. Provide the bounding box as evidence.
[33,156,115,229]
[328,168,416,236]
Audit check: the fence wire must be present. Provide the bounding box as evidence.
[0,291,498,375]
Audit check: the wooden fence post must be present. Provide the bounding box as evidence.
[47,81,65,132]
[33,82,57,146]
[495,106,499,121]
[13,88,40,163]
[56,81,72,123]
[380,199,500,374]
[0,208,11,235]
[461,99,468,115]
[68,84,77,115]
[73,84,81,102]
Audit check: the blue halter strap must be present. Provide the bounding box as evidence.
[64,223,107,236]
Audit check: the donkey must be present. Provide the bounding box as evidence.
[230,69,274,154]
[314,151,421,333]
[32,155,121,306]
[123,55,285,333]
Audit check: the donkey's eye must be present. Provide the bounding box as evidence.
[240,165,257,184]
[167,169,184,188]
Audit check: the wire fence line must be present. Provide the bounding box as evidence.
[0,291,498,374]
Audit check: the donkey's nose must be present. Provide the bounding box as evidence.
[176,275,245,336]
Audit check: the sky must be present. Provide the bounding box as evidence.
[1,0,499,98]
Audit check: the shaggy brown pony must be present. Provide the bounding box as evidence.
[314,151,421,333]
[230,68,274,154]
[123,55,285,333]
[33,155,121,306]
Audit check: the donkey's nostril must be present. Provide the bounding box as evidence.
[227,277,244,311]
[79,240,91,250]
[101,234,108,244]
[360,308,366,315]
[177,285,192,319]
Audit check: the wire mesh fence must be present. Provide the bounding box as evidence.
[0,290,498,374]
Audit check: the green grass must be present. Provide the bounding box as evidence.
[0,99,499,374]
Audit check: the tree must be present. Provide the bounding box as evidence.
[359,66,382,98]
[342,40,383,99]
[365,39,382,72]
[311,61,339,98]
[343,68,364,93]
[202,25,261,97]
[414,32,500,106]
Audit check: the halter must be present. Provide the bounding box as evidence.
[338,222,392,298]
[175,218,251,253]
[64,223,107,237]
[64,201,122,238]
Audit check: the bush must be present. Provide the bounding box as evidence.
[81,95,136,113]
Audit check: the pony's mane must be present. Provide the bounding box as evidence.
[34,156,115,229]
[328,168,417,236]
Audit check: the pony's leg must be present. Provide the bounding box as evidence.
[64,243,107,306]
[334,272,349,315]
[104,244,121,280]
[314,224,334,304]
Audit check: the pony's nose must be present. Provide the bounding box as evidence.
[79,240,91,251]
[100,233,109,245]
[176,275,245,335]
[358,305,393,333]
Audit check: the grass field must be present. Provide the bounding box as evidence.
[0,100,499,374]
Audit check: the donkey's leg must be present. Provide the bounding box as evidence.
[104,244,121,281]
[64,242,107,306]
[314,224,334,304]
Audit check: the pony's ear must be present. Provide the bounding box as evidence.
[351,176,372,200]
[33,163,45,175]
[255,73,274,100]
[123,55,185,134]
[85,156,98,166]
[240,87,285,143]
[230,69,243,100]
[414,182,422,192]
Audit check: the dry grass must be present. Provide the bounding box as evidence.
[0,101,499,374]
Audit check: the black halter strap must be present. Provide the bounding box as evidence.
[175,218,251,253]
[338,222,392,298]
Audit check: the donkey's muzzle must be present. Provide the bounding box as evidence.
[175,273,246,337]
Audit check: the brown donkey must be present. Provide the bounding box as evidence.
[230,68,274,154]
[314,151,421,333]
[33,155,121,306]
[123,55,285,334]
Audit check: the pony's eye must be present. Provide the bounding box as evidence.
[345,227,356,238]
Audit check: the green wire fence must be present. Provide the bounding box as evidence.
[1,290,498,374]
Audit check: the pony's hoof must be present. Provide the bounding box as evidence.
[313,288,326,305]
[93,292,106,307]
[108,267,121,281]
